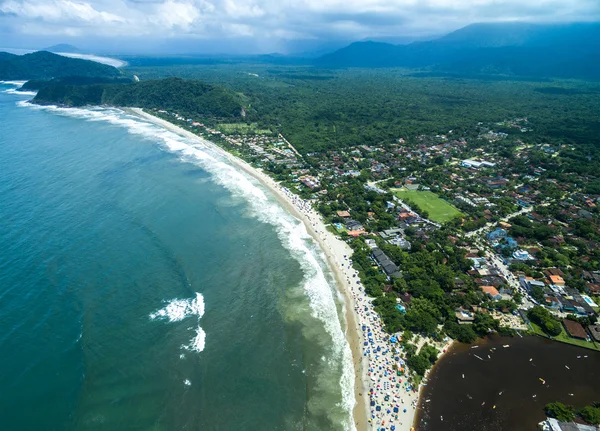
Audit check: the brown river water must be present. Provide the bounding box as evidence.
[415,335,600,431]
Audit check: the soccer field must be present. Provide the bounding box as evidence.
[393,189,463,223]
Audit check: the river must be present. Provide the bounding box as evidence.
[415,335,600,431]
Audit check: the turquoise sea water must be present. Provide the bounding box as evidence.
[0,83,354,431]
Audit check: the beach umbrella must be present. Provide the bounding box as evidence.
[403,409,407,413]
[393,407,399,413]
[376,406,381,411]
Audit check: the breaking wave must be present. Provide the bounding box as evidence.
[15,102,356,430]
[150,292,205,353]
[3,88,36,96]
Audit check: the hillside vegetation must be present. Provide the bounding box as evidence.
[33,77,244,118]
[0,51,121,80]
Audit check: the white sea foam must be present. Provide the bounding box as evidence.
[0,80,27,86]
[15,103,356,429]
[150,292,206,353]
[150,292,204,322]
[184,326,206,353]
[2,88,37,96]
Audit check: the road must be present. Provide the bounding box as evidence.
[465,205,533,238]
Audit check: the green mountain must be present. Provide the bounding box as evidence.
[32,77,244,118]
[315,22,600,79]
[0,51,121,80]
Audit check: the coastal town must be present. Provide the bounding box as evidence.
[151,108,600,430]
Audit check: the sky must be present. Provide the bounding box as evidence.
[1,0,599,54]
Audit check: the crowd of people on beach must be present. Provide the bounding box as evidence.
[278,185,421,431]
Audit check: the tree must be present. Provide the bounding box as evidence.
[579,406,600,425]
[528,306,562,337]
[444,321,477,343]
[545,402,576,422]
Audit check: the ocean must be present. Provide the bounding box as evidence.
[0,82,354,431]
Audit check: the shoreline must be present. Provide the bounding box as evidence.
[126,108,371,429]
[125,107,457,431]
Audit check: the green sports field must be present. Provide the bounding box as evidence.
[392,188,463,223]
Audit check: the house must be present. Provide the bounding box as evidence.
[462,159,483,169]
[513,249,533,261]
[345,219,364,231]
[336,210,351,219]
[481,285,502,300]
[548,275,565,286]
[588,324,600,342]
[379,228,403,239]
[544,268,565,278]
[544,296,561,310]
[520,277,545,292]
[371,248,399,276]
[456,308,475,324]
[487,228,507,241]
[539,417,598,431]
[562,319,588,340]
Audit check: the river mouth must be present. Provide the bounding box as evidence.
[415,335,600,431]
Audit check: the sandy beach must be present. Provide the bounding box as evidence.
[128,107,447,431]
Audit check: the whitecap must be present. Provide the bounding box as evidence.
[0,80,27,86]
[2,88,37,96]
[184,326,206,353]
[150,292,204,322]
[150,292,206,354]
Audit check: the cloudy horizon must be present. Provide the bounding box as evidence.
[1,0,599,54]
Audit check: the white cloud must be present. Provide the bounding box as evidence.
[151,0,200,30]
[1,0,599,46]
[1,0,124,22]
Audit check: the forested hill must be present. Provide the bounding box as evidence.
[315,22,600,80]
[32,77,244,118]
[0,51,121,80]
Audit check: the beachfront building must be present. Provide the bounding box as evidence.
[456,308,475,324]
[371,248,401,278]
[539,417,598,431]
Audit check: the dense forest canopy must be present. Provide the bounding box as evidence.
[121,64,600,155]
[33,77,244,118]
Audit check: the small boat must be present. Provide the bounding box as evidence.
[565,365,570,370]
[482,402,486,406]
[503,345,510,348]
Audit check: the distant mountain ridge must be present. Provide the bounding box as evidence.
[315,22,600,79]
[43,44,83,54]
[0,51,121,80]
